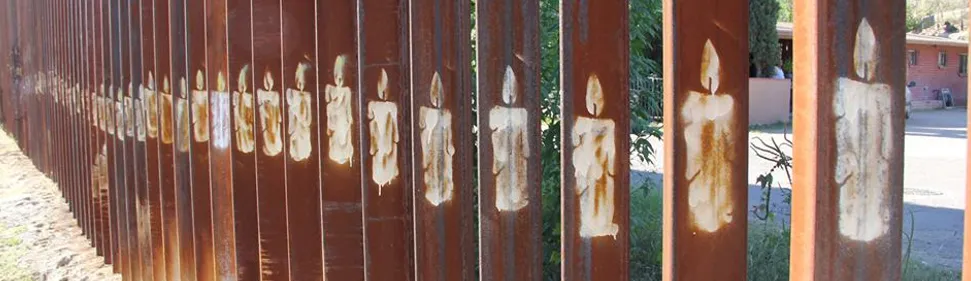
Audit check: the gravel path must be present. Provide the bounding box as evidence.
[0,130,119,281]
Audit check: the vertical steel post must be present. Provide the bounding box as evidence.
[102,0,120,267]
[408,0,475,280]
[661,0,750,280]
[131,0,155,279]
[475,0,543,280]
[206,0,236,279]
[185,0,217,279]
[357,0,416,279]
[154,0,182,277]
[315,0,366,279]
[227,0,259,279]
[279,0,325,280]
[251,0,289,279]
[790,0,906,280]
[140,0,167,278]
[559,0,630,280]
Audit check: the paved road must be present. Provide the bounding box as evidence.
[634,109,967,269]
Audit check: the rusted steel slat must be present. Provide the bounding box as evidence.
[559,0,631,280]
[110,0,132,276]
[966,4,971,276]
[206,0,237,278]
[408,0,475,280]
[170,0,198,278]
[84,0,99,251]
[68,0,79,229]
[185,0,217,279]
[130,0,155,279]
[251,0,289,279]
[140,0,167,278]
[279,1,324,280]
[100,0,118,265]
[475,0,543,280]
[661,0,750,279]
[156,0,183,277]
[227,1,258,279]
[92,0,110,260]
[122,0,143,277]
[357,0,416,279]
[82,0,95,259]
[790,1,906,280]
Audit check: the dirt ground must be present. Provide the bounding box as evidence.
[0,130,119,281]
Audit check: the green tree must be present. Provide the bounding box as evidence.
[776,0,793,22]
[750,0,782,77]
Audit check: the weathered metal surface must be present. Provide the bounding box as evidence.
[408,0,475,280]
[790,0,906,280]
[131,0,156,279]
[84,0,99,253]
[206,0,236,280]
[661,0,749,280]
[155,0,183,278]
[357,0,416,280]
[280,1,324,280]
[226,0,259,279]
[108,0,126,273]
[251,0,290,279]
[559,0,630,280]
[140,0,167,278]
[170,0,199,278]
[101,0,119,266]
[475,0,543,280]
[185,0,217,279]
[315,0,365,280]
[120,0,142,277]
[93,0,112,261]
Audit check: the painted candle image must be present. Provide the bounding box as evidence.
[420,72,455,206]
[682,40,736,233]
[192,70,210,143]
[115,93,124,141]
[211,72,231,151]
[125,95,134,138]
[367,68,399,191]
[258,72,283,157]
[145,72,159,139]
[572,74,618,238]
[176,78,191,153]
[97,93,106,131]
[835,19,892,242]
[136,91,146,142]
[490,66,529,212]
[233,66,255,153]
[107,94,116,136]
[160,77,174,145]
[325,55,355,165]
[286,62,313,161]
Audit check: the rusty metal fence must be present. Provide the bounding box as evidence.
[0,0,933,280]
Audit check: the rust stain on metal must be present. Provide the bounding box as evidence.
[252,0,290,278]
[476,0,543,279]
[662,0,749,280]
[358,0,416,279]
[316,0,365,278]
[207,0,237,278]
[409,0,475,279]
[281,0,324,279]
[227,0,259,278]
[560,0,630,280]
[790,0,905,280]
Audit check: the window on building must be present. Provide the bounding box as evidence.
[939,51,948,68]
[960,54,968,76]
[908,50,918,66]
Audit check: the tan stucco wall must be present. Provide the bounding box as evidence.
[749,78,792,125]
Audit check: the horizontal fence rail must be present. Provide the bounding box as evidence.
[0,0,931,280]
